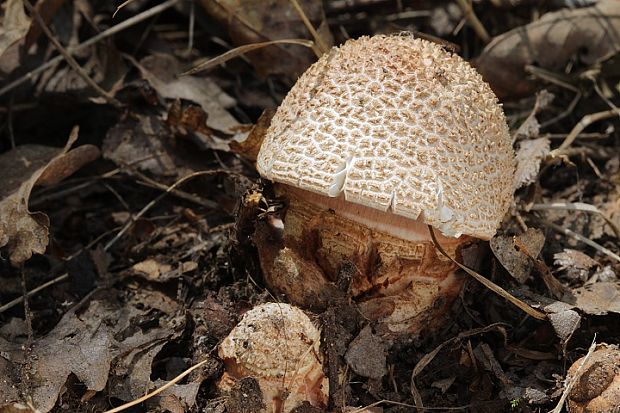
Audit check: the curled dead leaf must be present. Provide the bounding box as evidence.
[0,128,100,266]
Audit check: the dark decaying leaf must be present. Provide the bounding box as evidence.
[475,1,620,100]
[0,289,187,412]
[229,108,275,161]
[344,325,387,380]
[554,249,599,281]
[135,54,241,134]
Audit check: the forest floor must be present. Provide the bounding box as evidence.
[1,1,620,412]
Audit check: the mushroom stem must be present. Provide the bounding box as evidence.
[254,187,472,335]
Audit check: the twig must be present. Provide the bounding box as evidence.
[541,219,620,264]
[454,0,490,43]
[552,109,619,155]
[131,169,219,209]
[0,273,69,314]
[181,39,317,76]
[103,170,237,252]
[0,0,180,98]
[186,0,195,55]
[524,65,582,129]
[22,0,123,108]
[529,202,620,239]
[19,265,33,342]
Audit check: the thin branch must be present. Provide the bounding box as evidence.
[0,273,69,314]
[541,219,620,263]
[552,109,619,155]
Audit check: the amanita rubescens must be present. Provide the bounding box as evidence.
[254,34,515,335]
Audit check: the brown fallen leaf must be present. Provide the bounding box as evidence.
[554,249,599,282]
[572,282,620,315]
[475,1,620,100]
[0,0,30,59]
[490,228,546,284]
[199,0,333,80]
[134,54,241,134]
[229,108,275,161]
[0,127,100,266]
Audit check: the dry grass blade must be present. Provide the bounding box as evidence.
[289,0,329,54]
[429,226,547,320]
[103,358,211,413]
[113,0,137,18]
[529,202,620,239]
[181,39,317,76]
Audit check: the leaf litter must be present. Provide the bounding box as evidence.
[3,1,620,412]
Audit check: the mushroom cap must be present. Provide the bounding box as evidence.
[257,34,515,239]
[218,303,327,411]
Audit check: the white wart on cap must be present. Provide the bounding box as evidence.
[257,34,514,240]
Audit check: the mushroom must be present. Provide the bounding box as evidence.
[218,302,328,413]
[253,34,515,335]
[567,345,620,413]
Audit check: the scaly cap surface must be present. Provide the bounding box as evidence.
[257,34,515,239]
[218,303,327,411]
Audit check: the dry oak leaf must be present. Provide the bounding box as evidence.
[0,289,185,412]
[0,129,100,265]
[475,1,620,100]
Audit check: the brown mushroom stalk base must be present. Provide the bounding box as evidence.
[254,186,472,335]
